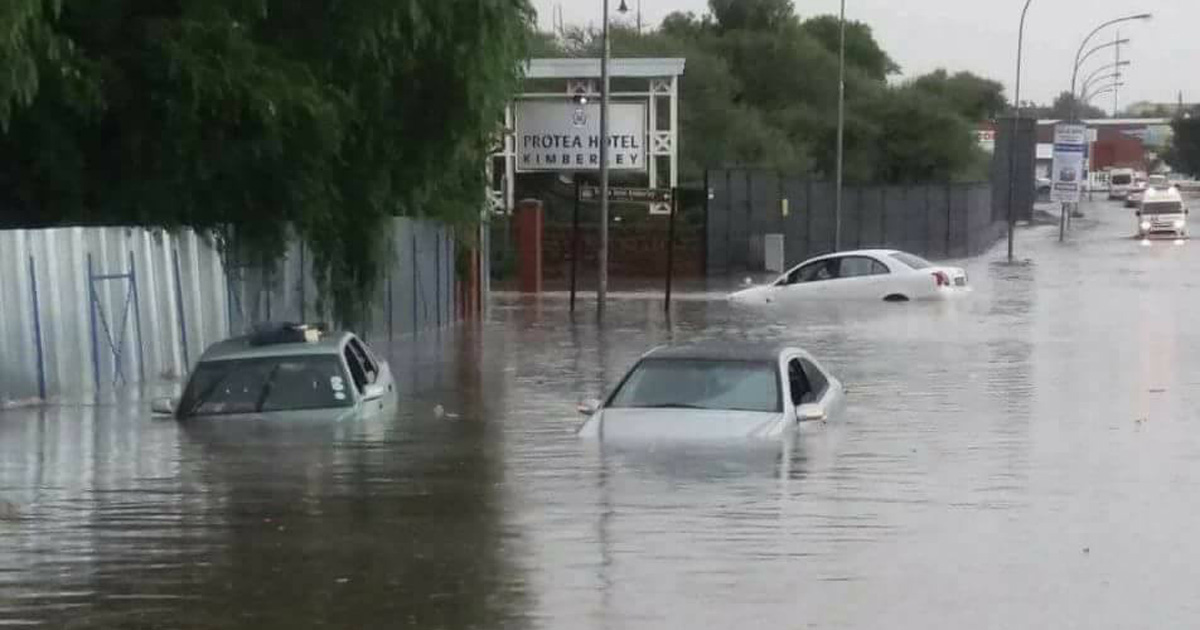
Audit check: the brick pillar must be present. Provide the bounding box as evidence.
[515,199,543,294]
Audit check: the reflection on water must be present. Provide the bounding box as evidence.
[5,200,1200,628]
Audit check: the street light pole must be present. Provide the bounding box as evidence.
[834,0,846,251]
[1070,14,1151,123]
[1007,0,1034,263]
[597,0,611,315]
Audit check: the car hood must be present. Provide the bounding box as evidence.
[580,408,787,441]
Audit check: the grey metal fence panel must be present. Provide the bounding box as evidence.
[705,169,1002,273]
[926,185,951,259]
[858,187,885,249]
[808,182,837,256]
[947,185,971,258]
[781,178,808,267]
[1,217,459,404]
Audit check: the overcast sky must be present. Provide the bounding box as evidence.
[531,0,1197,110]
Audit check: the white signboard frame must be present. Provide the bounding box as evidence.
[515,101,647,173]
[1051,123,1087,203]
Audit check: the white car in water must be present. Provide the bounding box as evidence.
[152,323,396,421]
[577,342,844,441]
[729,249,968,305]
[1136,186,1189,239]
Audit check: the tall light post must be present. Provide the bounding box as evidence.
[1006,0,1034,263]
[834,0,847,251]
[1081,61,1130,93]
[598,0,628,314]
[1070,14,1151,123]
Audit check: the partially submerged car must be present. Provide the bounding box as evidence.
[577,342,844,441]
[729,249,968,305]
[153,323,395,420]
[1136,186,1189,239]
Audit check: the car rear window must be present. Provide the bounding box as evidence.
[889,252,932,270]
[178,355,353,417]
[608,359,781,413]
[1111,174,1132,185]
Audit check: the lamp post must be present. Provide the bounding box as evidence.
[597,0,629,315]
[834,0,847,251]
[1070,15,1151,123]
[1081,61,1130,93]
[1082,73,1125,102]
[1006,0,1034,263]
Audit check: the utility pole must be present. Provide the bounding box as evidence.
[834,0,846,251]
[1008,0,1035,263]
[1113,30,1121,116]
[597,0,611,314]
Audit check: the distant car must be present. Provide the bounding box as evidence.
[577,342,845,441]
[1136,186,1189,239]
[729,249,968,305]
[1147,174,1170,190]
[153,323,396,420]
[1125,180,1148,208]
[1109,168,1135,200]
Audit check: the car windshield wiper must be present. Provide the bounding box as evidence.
[642,403,707,409]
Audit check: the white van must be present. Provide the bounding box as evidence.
[1109,168,1135,200]
[1136,186,1189,238]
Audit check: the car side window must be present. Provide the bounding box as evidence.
[839,256,889,278]
[800,359,829,400]
[787,259,838,284]
[347,338,378,384]
[787,358,816,405]
[343,346,369,393]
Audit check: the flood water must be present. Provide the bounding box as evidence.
[4,198,1200,628]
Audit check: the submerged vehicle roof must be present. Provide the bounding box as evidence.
[642,341,801,363]
[199,325,352,363]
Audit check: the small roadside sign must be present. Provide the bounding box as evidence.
[1051,124,1087,203]
[578,186,673,204]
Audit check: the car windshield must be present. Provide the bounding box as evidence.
[178,355,353,417]
[608,359,781,413]
[889,252,932,270]
[1142,201,1184,215]
[1112,174,1132,185]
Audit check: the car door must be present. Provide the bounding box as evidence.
[346,336,393,418]
[772,257,840,305]
[825,255,891,299]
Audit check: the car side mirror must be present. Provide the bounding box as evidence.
[796,403,826,422]
[363,383,387,402]
[577,398,601,416]
[151,397,177,416]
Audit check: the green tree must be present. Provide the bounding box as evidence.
[708,0,796,33]
[1027,91,1107,120]
[799,15,898,81]
[0,0,534,323]
[1165,110,1200,177]
[912,70,1007,121]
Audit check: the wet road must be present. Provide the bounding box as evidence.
[4,197,1200,628]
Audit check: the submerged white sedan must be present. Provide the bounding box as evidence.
[730,249,968,305]
[577,342,844,441]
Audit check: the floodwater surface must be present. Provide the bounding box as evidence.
[3,199,1200,629]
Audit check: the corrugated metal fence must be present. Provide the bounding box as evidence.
[0,218,457,404]
[706,169,1003,275]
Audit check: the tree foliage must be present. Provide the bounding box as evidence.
[0,0,534,323]
[541,1,1002,185]
[1024,91,1107,120]
[911,70,1006,122]
[1166,109,1200,177]
[799,15,898,81]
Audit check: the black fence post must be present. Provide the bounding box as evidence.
[665,188,677,313]
[570,178,580,312]
[28,255,46,400]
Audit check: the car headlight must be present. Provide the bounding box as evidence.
[1174,219,1186,229]
[1140,221,1151,231]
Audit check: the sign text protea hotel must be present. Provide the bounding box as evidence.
[515,101,647,172]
